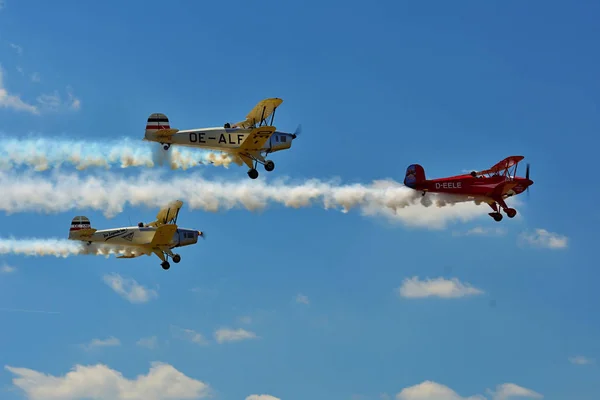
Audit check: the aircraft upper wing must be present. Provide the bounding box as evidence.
[233,98,283,129]
[146,200,184,227]
[480,156,524,175]
[238,126,277,151]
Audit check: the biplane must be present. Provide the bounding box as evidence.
[143,97,300,179]
[403,156,534,221]
[68,200,204,270]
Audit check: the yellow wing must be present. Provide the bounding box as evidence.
[117,254,144,259]
[70,228,97,239]
[146,200,184,227]
[233,98,283,129]
[149,224,178,246]
[238,126,277,151]
[153,128,179,139]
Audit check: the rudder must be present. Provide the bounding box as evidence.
[69,216,94,239]
[145,113,170,137]
[404,164,426,188]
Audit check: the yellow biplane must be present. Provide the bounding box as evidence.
[68,200,204,270]
[143,98,301,179]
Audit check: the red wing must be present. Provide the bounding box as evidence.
[480,156,524,175]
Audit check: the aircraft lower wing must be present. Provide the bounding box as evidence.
[149,224,178,246]
[239,126,276,151]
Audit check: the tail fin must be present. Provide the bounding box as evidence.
[145,113,170,138]
[69,216,96,240]
[404,164,426,188]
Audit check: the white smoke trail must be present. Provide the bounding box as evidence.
[0,171,499,228]
[0,137,235,171]
[0,237,149,258]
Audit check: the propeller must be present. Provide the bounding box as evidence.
[525,163,531,197]
[198,231,206,239]
[291,124,302,139]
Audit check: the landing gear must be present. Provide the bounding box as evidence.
[489,212,503,222]
[161,143,170,151]
[153,249,180,271]
[505,208,517,218]
[487,199,517,221]
[248,169,259,179]
[264,160,275,172]
[241,152,275,179]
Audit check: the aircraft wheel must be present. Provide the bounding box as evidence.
[163,144,170,151]
[172,254,181,263]
[492,213,503,222]
[161,261,170,270]
[264,160,275,172]
[505,208,517,218]
[247,169,259,179]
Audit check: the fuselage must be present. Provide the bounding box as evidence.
[144,127,294,153]
[415,175,534,199]
[76,226,200,249]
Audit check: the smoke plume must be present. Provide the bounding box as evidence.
[0,238,149,258]
[0,137,235,171]
[0,171,495,228]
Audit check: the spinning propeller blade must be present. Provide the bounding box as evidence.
[525,163,531,197]
[291,124,302,139]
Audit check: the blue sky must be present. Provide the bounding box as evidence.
[0,0,598,399]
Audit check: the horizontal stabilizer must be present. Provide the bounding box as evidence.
[153,128,179,138]
[117,254,142,259]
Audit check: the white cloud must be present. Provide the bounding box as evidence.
[30,72,40,83]
[488,383,543,400]
[137,336,158,349]
[214,328,258,344]
[397,276,484,299]
[246,395,281,400]
[5,361,211,400]
[395,381,542,400]
[452,226,507,237]
[82,336,120,350]
[34,86,81,112]
[396,381,485,400]
[569,355,594,365]
[1,264,16,273]
[9,43,23,55]
[172,326,209,345]
[519,229,568,249]
[296,293,310,304]
[66,85,81,110]
[102,273,158,304]
[0,65,39,114]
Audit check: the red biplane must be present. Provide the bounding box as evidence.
[403,156,533,222]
